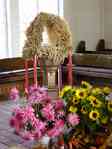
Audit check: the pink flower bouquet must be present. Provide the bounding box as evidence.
[10,86,79,141]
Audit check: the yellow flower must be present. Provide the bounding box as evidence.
[59,91,64,98]
[75,89,87,99]
[59,86,72,98]
[101,116,108,124]
[87,95,96,101]
[81,107,88,114]
[108,101,112,112]
[89,110,100,121]
[73,96,80,104]
[81,81,92,90]
[103,87,111,94]
[69,106,78,113]
[90,98,102,108]
[63,86,72,92]
[92,88,102,95]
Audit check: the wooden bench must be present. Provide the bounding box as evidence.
[74,66,112,79]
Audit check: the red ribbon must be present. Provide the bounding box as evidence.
[24,60,29,95]
[33,55,38,87]
[67,48,73,85]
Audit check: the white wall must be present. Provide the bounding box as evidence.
[104,0,112,49]
[7,0,20,57]
[64,0,102,51]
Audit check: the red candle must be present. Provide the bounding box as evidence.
[33,55,38,87]
[39,59,43,86]
[67,49,73,85]
[25,60,29,94]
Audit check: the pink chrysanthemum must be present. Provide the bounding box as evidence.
[28,86,50,104]
[9,87,19,101]
[47,120,64,137]
[42,103,55,120]
[54,100,64,110]
[67,113,80,126]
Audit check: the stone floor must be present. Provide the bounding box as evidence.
[0,100,37,149]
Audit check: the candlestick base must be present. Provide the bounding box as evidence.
[47,66,57,89]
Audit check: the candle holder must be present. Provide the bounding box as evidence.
[42,58,58,92]
[47,66,57,90]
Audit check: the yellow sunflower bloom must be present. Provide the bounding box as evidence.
[108,101,112,112]
[92,88,102,95]
[73,96,80,104]
[59,86,72,98]
[89,110,100,121]
[63,86,72,92]
[75,89,87,99]
[81,81,92,90]
[69,106,78,113]
[103,87,111,94]
[90,98,102,108]
[87,95,96,101]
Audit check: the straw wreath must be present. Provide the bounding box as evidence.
[23,12,72,65]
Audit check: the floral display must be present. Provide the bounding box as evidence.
[10,86,79,142]
[60,81,112,149]
[23,12,72,65]
[9,12,74,149]
[22,12,73,91]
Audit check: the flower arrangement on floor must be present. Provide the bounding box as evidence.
[9,11,74,149]
[60,81,112,149]
[10,86,79,147]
